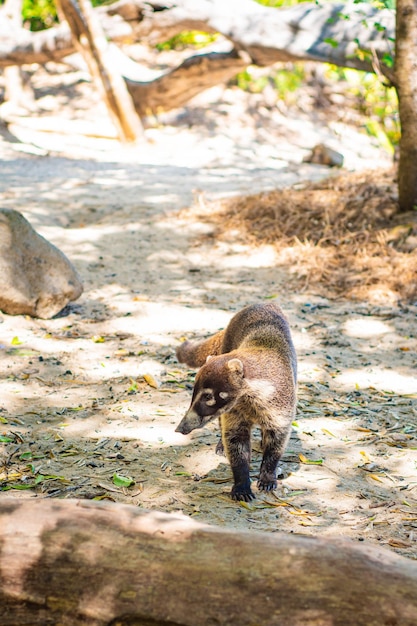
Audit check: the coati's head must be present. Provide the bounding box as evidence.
[175,355,244,435]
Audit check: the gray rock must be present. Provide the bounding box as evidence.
[0,208,83,319]
[303,143,344,168]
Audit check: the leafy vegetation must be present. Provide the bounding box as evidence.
[324,65,399,151]
[155,31,219,52]
[0,0,109,31]
[22,0,57,31]
[256,0,312,6]
[235,64,305,100]
[233,62,399,151]
[257,0,396,6]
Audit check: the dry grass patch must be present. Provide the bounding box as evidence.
[197,168,417,303]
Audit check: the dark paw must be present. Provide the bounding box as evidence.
[231,485,255,502]
[257,477,278,492]
[215,439,225,456]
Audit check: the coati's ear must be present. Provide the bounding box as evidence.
[227,358,244,377]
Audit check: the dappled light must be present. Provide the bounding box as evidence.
[1,27,416,569]
[2,1,417,622]
[1,281,415,556]
[343,317,394,338]
[56,404,191,448]
[334,367,417,394]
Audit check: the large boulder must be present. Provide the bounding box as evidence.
[0,208,83,319]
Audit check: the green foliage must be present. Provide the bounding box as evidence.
[22,0,57,31]
[325,65,400,151]
[235,64,305,99]
[256,0,312,6]
[234,61,399,153]
[273,64,305,98]
[13,0,109,31]
[354,0,395,8]
[156,31,219,52]
[235,68,269,94]
[257,0,396,6]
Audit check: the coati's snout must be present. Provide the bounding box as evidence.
[174,391,226,435]
[175,356,244,435]
[175,409,203,435]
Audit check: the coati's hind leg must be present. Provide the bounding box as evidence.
[258,426,290,492]
[223,418,254,501]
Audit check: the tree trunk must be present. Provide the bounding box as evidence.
[395,0,417,212]
[55,0,143,142]
[0,498,416,626]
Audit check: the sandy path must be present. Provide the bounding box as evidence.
[0,77,416,560]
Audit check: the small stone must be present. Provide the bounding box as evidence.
[303,143,344,167]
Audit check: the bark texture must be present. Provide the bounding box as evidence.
[395,0,417,211]
[125,49,248,117]
[0,498,416,626]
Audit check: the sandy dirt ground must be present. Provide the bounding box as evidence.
[0,62,416,562]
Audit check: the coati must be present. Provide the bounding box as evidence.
[175,302,297,502]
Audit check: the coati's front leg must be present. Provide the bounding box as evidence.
[258,426,290,492]
[215,417,225,455]
[223,417,254,501]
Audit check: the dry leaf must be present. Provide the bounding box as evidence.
[144,373,159,389]
[239,501,254,510]
[299,453,323,465]
[321,428,336,438]
[115,348,130,357]
[369,473,384,482]
[91,335,105,343]
[388,538,412,548]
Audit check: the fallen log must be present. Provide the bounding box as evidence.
[125,48,248,117]
[0,498,416,626]
[0,2,395,78]
[129,0,395,79]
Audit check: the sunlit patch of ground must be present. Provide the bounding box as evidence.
[0,65,416,561]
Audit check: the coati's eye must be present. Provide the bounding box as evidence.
[201,391,216,406]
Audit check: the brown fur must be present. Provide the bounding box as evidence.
[176,331,225,368]
[175,303,297,501]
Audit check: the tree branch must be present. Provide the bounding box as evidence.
[0,1,396,117]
